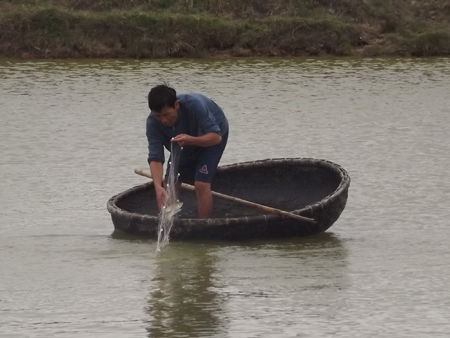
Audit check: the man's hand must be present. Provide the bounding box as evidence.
[155,185,169,211]
[171,134,194,147]
[171,133,221,147]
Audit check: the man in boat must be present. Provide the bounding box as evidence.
[146,84,229,219]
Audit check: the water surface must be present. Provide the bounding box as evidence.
[1,57,449,337]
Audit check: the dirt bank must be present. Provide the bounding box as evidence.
[1,0,449,58]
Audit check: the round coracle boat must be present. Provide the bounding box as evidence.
[107,158,351,240]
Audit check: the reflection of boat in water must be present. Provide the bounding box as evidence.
[143,233,349,336]
[107,158,350,240]
[217,232,350,288]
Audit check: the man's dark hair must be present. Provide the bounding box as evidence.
[148,84,177,112]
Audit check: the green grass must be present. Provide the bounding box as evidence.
[0,0,449,58]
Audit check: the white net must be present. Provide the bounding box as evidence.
[156,143,182,252]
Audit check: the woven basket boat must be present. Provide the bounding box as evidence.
[107,158,350,240]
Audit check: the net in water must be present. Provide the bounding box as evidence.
[156,143,183,252]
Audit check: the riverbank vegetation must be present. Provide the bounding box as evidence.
[1,0,449,58]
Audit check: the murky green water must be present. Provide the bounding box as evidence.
[1,57,449,337]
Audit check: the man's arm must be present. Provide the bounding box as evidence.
[149,161,168,211]
[149,161,164,187]
[171,132,221,147]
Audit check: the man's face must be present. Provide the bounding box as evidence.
[154,101,179,127]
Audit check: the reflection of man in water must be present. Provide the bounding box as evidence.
[145,245,225,337]
[145,234,349,336]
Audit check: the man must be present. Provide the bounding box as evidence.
[146,84,229,219]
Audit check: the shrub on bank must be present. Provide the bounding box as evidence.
[0,0,448,58]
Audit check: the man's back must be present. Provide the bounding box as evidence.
[177,93,228,136]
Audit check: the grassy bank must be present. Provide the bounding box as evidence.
[1,0,449,59]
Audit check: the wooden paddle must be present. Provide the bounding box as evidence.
[134,168,316,224]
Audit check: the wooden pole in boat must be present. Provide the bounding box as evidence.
[134,168,317,224]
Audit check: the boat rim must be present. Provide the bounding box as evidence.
[107,157,351,225]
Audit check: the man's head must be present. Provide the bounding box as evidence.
[148,84,179,127]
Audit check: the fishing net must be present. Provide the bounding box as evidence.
[156,143,183,252]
